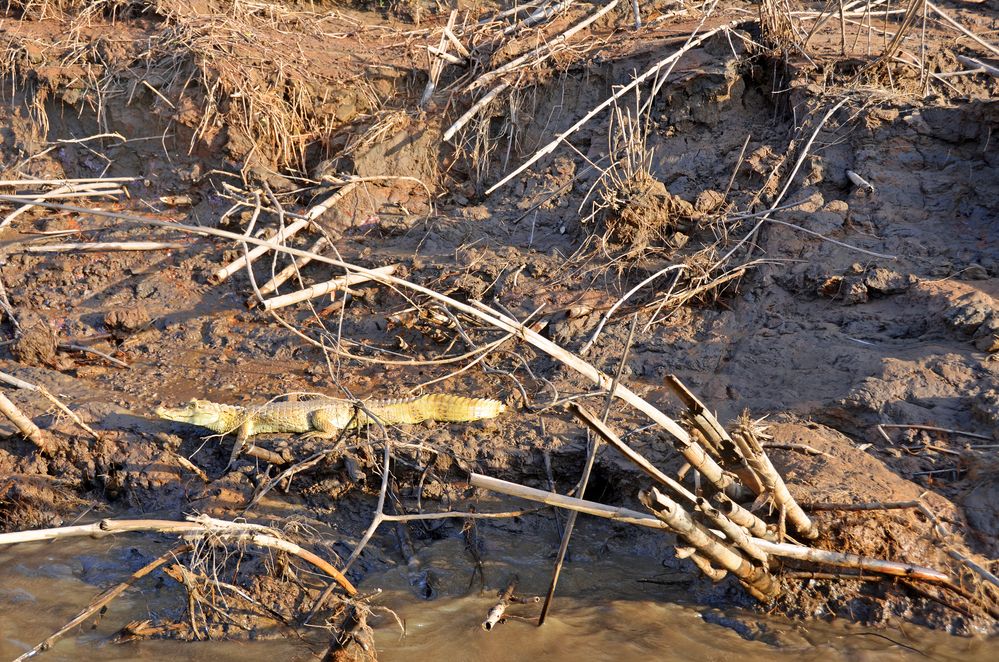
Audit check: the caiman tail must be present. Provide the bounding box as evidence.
[363,394,506,426]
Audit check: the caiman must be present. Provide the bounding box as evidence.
[156,394,506,461]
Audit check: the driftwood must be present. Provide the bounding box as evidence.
[482,576,518,631]
[641,488,778,601]
[730,417,819,540]
[469,473,950,583]
[260,264,399,311]
[664,375,765,494]
[569,403,771,539]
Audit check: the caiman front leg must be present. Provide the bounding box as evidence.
[227,418,254,467]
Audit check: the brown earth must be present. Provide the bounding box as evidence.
[0,0,997,652]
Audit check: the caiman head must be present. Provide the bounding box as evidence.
[156,399,233,432]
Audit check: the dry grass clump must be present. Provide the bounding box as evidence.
[1,0,394,173]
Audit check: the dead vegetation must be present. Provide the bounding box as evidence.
[0,0,998,657]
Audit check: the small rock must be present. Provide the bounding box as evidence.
[694,189,725,213]
[823,199,850,215]
[842,280,869,305]
[104,305,151,339]
[972,316,999,353]
[11,312,59,367]
[945,294,992,334]
[818,276,868,304]
[864,267,910,295]
[795,188,825,214]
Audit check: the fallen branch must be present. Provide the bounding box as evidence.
[877,423,993,442]
[211,218,312,284]
[0,177,136,187]
[926,1,999,57]
[470,0,620,93]
[58,342,130,368]
[0,181,123,230]
[443,81,511,142]
[0,515,357,596]
[955,55,999,78]
[0,392,55,453]
[18,241,184,253]
[0,369,99,439]
[260,264,399,312]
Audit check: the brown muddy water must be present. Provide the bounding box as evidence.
[1,531,995,661]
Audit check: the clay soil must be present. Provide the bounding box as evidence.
[0,0,997,654]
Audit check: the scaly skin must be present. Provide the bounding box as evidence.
[156,394,507,442]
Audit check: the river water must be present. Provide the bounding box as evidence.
[1,531,995,661]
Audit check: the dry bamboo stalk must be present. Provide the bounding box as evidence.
[0,182,123,230]
[503,0,571,35]
[19,241,184,253]
[469,0,620,92]
[485,20,749,194]
[469,473,951,582]
[0,370,99,439]
[569,403,771,539]
[482,576,518,631]
[664,375,765,494]
[0,177,135,187]
[695,497,768,565]
[443,26,469,57]
[420,9,458,108]
[251,235,330,303]
[471,473,671,529]
[926,2,999,57]
[641,488,778,600]
[443,81,511,141]
[731,420,819,540]
[211,218,311,284]
[260,264,399,311]
[428,45,465,65]
[685,550,727,581]
[0,392,53,452]
[303,180,358,219]
[955,55,999,78]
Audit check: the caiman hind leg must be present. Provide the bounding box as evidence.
[300,406,353,441]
